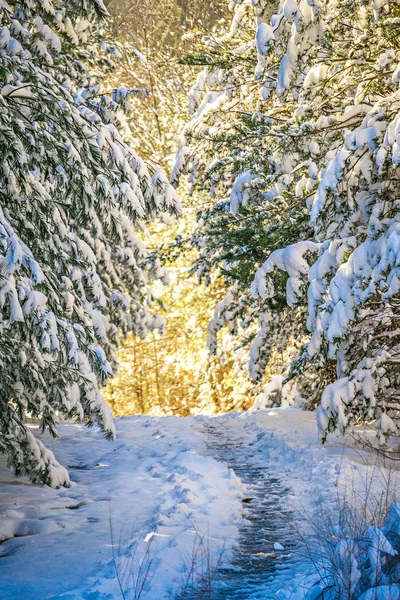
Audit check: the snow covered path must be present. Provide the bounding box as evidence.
[0,409,380,599]
[192,418,296,599]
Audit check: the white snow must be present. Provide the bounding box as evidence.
[252,241,320,306]
[0,409,397,599]
[0,416,243,599]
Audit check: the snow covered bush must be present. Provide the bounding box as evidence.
[303,470,400,600]
[173,0,400,440]
[0,0,181,485]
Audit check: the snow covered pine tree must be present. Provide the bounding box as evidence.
[173,0,400,441]
[0,0,180,486]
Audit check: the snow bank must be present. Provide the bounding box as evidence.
[0,417,243,599]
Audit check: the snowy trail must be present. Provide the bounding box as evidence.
[194,419,296,599]
[0,409,380,599]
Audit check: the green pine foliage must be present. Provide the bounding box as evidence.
[173,0,400,440]
[0,0,180,485]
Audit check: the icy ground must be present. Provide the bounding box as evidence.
[0,409,390,599]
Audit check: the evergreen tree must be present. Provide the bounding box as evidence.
[174,0,400,440]
[0,0,180,485]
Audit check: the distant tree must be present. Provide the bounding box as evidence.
[102,0,256,417]
[105,0,227,167]
[105,210,253,417]
[106,0,226,53]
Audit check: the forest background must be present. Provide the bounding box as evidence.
[104,0,261,417]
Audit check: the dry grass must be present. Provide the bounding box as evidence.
[292,459,400,600]
[174,517,226,600]
[109,505,157,600]
[109,507,226,600]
